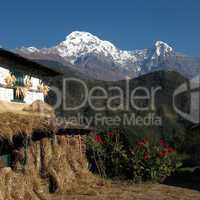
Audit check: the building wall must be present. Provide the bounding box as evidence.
[0,66,10,85]
[24,91,44,104]
[0,66,45,104]
[0,87,13,101]
[30,77,40,90]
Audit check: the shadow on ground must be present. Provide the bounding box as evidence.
[164,168,200,191]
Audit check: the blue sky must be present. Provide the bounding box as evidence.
[0,0,200,56]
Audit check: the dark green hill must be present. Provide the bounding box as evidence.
[48,70,189,140]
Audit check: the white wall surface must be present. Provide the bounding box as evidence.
[0,66,10,85]
[0,66,45,104]
[0,87,13,101]
[30,77,40,90]
[24,91,44,104]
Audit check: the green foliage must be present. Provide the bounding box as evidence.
[85,131,129,178]
[85,129,180,183]
[130,139,180,182]
[184,128,200,165]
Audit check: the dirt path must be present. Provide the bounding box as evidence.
[51,182,200,200]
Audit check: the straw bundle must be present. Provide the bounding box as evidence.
[0,167,49,200]
[23,100,54,115]
[0,116,98,199]
[0,112,56,142]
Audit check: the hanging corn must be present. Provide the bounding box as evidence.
[43,84,49,96]
[38,82,49,96]
[24,76,33,90]
[15,87,27,98]
[4,73,16,87]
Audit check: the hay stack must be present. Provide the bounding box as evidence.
[43,135,91,193]
[40,138,54,177]
[0,109,98,198]
[0,112,56,141]
[23,100,54,116]
[0,134,98,199]
[0,167,49,200]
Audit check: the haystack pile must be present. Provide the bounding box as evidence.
[23,100,54,116]
[0,129,96,199]
[0,167,47,200]
[0,112,55,141]
[0,101,97,199]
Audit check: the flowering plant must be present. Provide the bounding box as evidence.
[85,129,181,182]
[86,130,128,178]
[130,138,179,182]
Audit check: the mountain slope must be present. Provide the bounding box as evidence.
[46,70,189,146]
[35,59,93,80]
[16,31,199,80]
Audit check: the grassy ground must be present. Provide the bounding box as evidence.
[51,182,200,200]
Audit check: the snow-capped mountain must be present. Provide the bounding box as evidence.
[17,31,199,80]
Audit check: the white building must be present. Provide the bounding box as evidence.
[0,48,60,104]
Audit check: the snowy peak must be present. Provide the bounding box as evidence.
[55,31,125,63]
[17,31,174,65]
[20,46,39,54]
[154,40,173,57]
[143,41,174,71]
[16,31,177,80]
[56,32,173,60]
[60,31,116,51]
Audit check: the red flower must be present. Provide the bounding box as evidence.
[144,152,149,160]
[107,131,113,137]
[159,150,168,158]
[167,147,176,153]
[138,139,148,147]
[138,141,144,147]
[159,151,165,158]
[159,139,165,146]
[95,135,103,144]
[160,139,169,148]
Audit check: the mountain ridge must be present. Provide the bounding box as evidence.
[16,31,199,81]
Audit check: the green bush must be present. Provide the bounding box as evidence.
[130,139,180,182]
[85,129,181,182]
[85,131,129,178]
